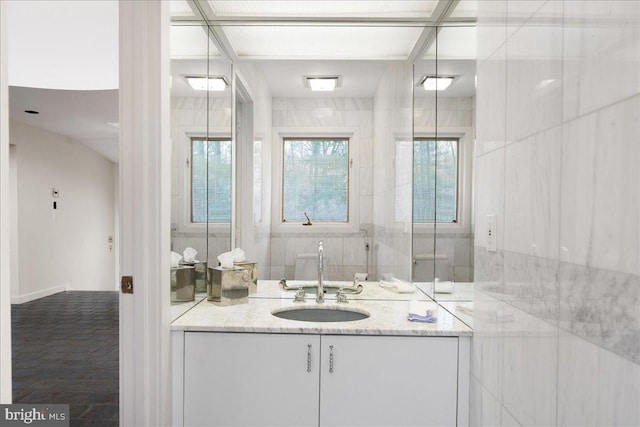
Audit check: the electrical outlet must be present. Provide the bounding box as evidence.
[487,214,497,252]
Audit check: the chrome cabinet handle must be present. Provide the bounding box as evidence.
[329,345,334,373]
[307,344,312,373]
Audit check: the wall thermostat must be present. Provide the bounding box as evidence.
[52,188,59,198]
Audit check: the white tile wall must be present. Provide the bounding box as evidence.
[474,1,640,426]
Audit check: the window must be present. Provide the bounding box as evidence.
[413,138,458,223]
[282,138,349,222]
[191,138,232,223]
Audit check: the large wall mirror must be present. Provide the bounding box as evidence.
[412,24,476,302]
[170,9,233,306]
[169,1,476,306]
[223,23,415,284]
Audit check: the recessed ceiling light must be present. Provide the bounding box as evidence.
[420,76,455,91]
[24,110,39,115]
[107,122,119,128]
[305,76,341,92]
[185,76,228,91]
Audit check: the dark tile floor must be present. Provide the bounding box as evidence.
[11,291,119,427]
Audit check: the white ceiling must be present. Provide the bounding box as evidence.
[9,87,119,162]
[254,61,389,98]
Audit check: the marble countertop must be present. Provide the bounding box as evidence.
[171,280,472,336]
[171,294,207,322]
[415,281,474,302]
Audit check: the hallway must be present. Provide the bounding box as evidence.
[11,291,119,426]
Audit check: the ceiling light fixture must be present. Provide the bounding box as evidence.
[420,76,455,91]
[305,76,341,92]
[185,76,228,91]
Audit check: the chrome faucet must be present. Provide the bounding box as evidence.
[317,241,324,303]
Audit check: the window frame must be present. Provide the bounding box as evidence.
[409,129,473,234]
[176,129,232,234]
[412,137,460,224]
[189,136,233,225]
[272,127,360,233]
[281,136,351,224]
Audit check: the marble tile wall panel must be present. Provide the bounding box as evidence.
[474,148,505,250]
[505,0,563,144]
[469,376,503,427]
[413,96,474,129]
[562,1,640,121]
[558,262,640,364]
[503,251,559,325]
[474,1,640,425]
[268,234,369,281]
[476,0,507,65]
[557,331,640,427]
[476,44,506,156]
[501,304,558,427]
[503,127,561,259]
[506,1,547,38]
[560,96,640,275]
[471,290,505,401]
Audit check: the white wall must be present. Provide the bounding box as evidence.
[10,120,116,302]
[472,1,640,426]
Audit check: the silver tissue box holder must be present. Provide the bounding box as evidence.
[171,265,195,302]
[233,261,258,293]
[208,266,251,306]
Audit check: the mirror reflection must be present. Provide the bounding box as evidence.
[227,24,415,285]
[169,14,476,315]
[413,25,476,305]
[170,22,233,310]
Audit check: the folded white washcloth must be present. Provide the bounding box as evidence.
[407,300,437,323]
[380,280,416,294]
[434,279,454,294]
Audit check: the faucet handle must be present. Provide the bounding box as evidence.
[336,290,348,304]
[294,288,306,303]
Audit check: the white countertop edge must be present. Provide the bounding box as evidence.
[171,324,472,336]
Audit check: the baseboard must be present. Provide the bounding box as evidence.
[11,285,68,305]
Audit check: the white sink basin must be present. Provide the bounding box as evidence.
[272,306,370,322]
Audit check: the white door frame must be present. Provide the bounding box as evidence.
[119,1,172,424]
[0,0,12,405]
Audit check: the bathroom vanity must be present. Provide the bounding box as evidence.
[171,281,472,427]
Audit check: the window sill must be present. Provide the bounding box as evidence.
[274,221,359,235]
[412,222,470,235]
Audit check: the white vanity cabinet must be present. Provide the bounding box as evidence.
[176,332,466,427]
[319,335,458,427]
[183,332,320,427]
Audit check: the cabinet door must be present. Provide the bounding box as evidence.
[184,332,320,427]
[320,336,458,427]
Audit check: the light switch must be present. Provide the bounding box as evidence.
[487,214,497,252]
